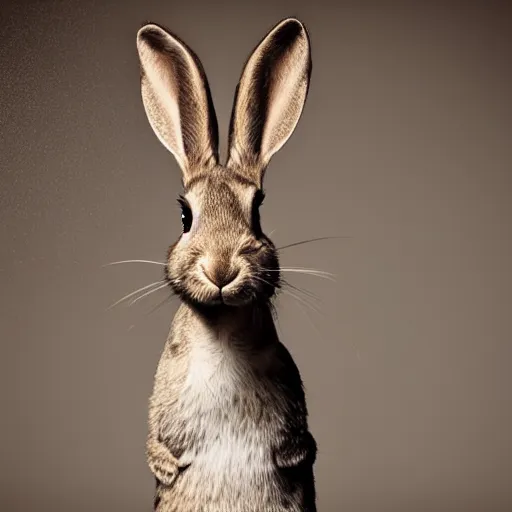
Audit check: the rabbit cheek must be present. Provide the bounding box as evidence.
[166,244,202,299]
[255,249,280,291]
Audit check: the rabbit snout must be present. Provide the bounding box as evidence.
[200,260,240,289]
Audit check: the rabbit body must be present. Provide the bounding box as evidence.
[136,15,317,512]
[148,304,316,512]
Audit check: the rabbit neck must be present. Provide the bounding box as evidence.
[166,301,281,412]
[175,300,278,352]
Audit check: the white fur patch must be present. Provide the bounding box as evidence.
[179,331,273,477]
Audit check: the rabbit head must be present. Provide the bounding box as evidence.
[136,18,311,307]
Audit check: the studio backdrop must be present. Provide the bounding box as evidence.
[1,1,511,511]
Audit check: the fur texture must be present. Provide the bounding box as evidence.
[136,17,316,512]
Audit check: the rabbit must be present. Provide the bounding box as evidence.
[136,17,316,512]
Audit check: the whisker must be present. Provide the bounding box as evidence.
[278,275,324,313]
[283,280,323,306]
[107,280,166,310]
[282,266,334,273]
[281,267,335,276]
[102,260,166,267]
[252,274,276,288]
[289,286,322,314]
[281,288,322,315]
[130,282,170,306]
[276,236,351,251]
[266,267,337,282]
[144,292,176,316]
[264,266,335,275]
[253,269,329,314]
[121,290,175,333]
[285,288,323,336]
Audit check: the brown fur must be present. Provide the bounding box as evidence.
[136,17,316,512]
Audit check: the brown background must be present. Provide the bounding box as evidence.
[1,1,511,511]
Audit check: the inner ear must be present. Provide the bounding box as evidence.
[137,23,220,180]
[226,18,312,183]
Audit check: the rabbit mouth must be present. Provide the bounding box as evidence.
[166,263,277,308]
[220,285,258,307]
[198,284,260,308]
[176,280,272,309]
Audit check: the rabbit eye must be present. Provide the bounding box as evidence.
[181,207,192,233]
[178,197,193,233]
[251,190,265,238]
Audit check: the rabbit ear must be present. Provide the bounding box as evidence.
[226,18,312,184]
[137,23,219,180]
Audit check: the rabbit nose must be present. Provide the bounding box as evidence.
[202,263,240,289]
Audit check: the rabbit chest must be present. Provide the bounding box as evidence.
[152,333,315,511]
[159,334,287,474]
